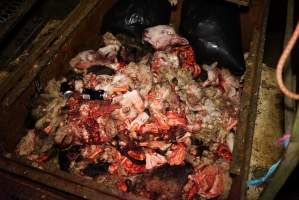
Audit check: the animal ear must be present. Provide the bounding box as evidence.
[171,36,189,46]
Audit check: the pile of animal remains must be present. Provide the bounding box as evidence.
[17,25,241,200]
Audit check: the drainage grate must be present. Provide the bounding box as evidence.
[0,0,39,43]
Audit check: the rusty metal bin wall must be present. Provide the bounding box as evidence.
[0,0,269,199]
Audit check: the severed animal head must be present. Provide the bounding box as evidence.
[143,25,189,50]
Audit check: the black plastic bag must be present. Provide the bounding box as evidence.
[180,0,246,75]
[102,0,172,39]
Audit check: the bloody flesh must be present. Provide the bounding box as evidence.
[16,25,241,200]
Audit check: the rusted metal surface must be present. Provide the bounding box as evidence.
[226,0,250,6]
[240,0,268,52]
[0,0,40,44]
[0,15,45,66]
[0,169,81,200]
[246,65,284,200]
[0,1,80,103]
[0,0,269,199]
[0,1,145,199]
[0,0,113,148]
[170,0,182,30]
[0,156,127,200]
[0,20,63,152]
[231,0,269,175]
[229,0,270,199]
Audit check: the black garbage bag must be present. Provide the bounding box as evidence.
[180,0,246,75]
[102,0,172,39]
